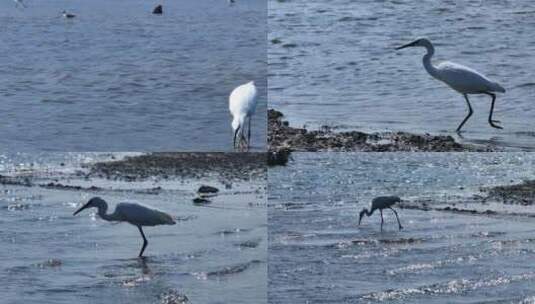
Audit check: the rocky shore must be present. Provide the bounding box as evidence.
[89,152,267,181]
[268,109,498,152]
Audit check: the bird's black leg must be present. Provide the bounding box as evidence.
[380,209,384,232]
[248,117,252,147]
[484,92,502,129]
[389,207,403,230]
[240,133,247,151]
[233,126,241,149]
[456,94,473,133]
[137,226,148,257]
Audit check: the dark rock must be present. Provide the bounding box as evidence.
[268,149,291,166]
[198,185,219,194]
[153,5,163,14]
[193,197,211,204]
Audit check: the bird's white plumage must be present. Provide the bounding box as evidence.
[113,202,175,226]
[229,81,257,130]
[396,37,505,131]
[73,197,175,257]
[435,61,505,94]
[229,81,257,149]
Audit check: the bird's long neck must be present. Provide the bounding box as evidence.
[96,204,120,222]
[361,207,374,217]
[422,44,439,79]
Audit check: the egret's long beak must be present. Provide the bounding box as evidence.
[395,41,417,50]
[358,209,365,225]
[73,202,89,216]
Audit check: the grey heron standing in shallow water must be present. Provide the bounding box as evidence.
[359,196,403,231]
[396,38,506,133]
[73,197,176,257]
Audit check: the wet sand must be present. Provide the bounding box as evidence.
[269,109,499,152]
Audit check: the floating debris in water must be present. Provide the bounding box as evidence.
[159,289,189,304]
[121,275,151,288]
[236,239,261,249]
[218,228,251,235]
[206,260,262,278]
[5,203,32,211]
[36,259,62,269]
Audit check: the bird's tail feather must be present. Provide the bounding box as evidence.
[492,82,506,93]
[159,211,176,225]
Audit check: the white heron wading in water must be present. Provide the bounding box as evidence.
[359,196,403,231]
[73,197,176,257]
[229,81,258,150]
[396,38,505,132]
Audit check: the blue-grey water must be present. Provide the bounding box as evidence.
[269,0,535,150]
[0,153,266,304]
[0,0,266,151]
[269,153,535,303]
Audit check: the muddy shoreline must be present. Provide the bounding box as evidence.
[269,109,498,152]
[397,180,535,217]
[89,152,267,181]
[0,153,267,189]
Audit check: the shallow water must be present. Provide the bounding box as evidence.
[269,153,535,303]
[0,0,266,151]
[0,153,266,303]
[269,0,535,150]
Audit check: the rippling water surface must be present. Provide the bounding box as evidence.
[0,0,266,151]
[269,153,535,303]
[269,0,535,150]
[0,153,266,303]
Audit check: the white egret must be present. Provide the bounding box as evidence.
[229,81,258,150]
[73,197,176,257]
[396,38,506,132]
[62,10,76,18]
[358,196,403,231]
